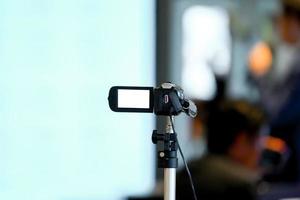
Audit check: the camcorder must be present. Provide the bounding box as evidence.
[108,82,197,117]
[108,82,198,198]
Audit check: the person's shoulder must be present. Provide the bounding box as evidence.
[208,155,259,183]
[176,155,258,200]
[180,154,259,185]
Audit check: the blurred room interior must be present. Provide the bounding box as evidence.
[0,0,300,199]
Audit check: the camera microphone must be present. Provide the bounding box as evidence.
[183,99,197,118]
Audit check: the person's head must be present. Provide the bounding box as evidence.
[277,0,300,44]
[206,100,265,169]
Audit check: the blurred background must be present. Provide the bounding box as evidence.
[0,0,300,199]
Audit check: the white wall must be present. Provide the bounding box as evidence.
[0,0,155,199]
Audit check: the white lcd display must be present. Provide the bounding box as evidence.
[118,89,150,109]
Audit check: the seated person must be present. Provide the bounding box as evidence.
[176,100,265,200]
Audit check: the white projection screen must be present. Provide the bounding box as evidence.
[0,0,154,200]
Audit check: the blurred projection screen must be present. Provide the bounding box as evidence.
[0,0,154,200]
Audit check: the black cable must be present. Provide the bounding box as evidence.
[169,116,198,200]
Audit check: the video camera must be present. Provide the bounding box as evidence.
[108,82,198,200]
[108,82,197,117]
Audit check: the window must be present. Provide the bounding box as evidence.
[182,6,231,100]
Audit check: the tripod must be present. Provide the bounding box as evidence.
[152,116,178,200]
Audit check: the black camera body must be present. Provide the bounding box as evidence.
[108,82,196,117]
[153,83,185,116]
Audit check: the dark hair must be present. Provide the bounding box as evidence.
[206,100,265,155]
[282,0,300,20]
